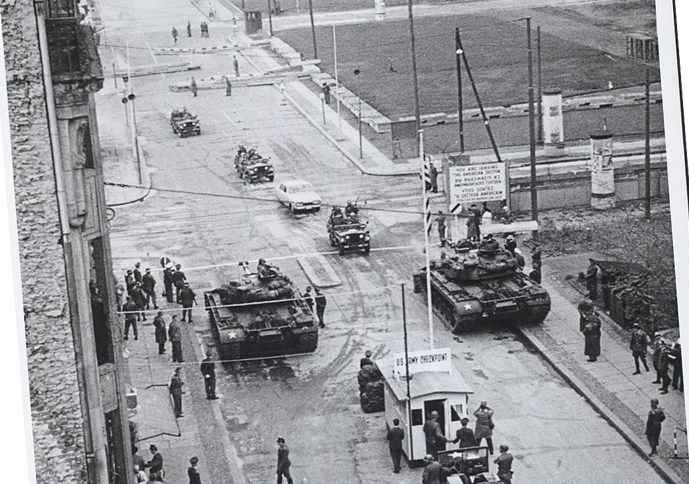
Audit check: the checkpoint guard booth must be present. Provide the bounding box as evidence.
[378,347,473,467]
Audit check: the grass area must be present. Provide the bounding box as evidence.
[555,0,657,35]
[279,14,661,119]
[226,0,451,16]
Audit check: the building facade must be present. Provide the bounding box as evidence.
[3,0,133,482]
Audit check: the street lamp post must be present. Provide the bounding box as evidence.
[267,0,273,36]
[354,69,363,159]
[319,92,326,124]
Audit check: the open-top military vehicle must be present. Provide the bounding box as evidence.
[436,447,504,484]
[327,205,370,255]
[413,237,550,333]
[234,145,274,183]
[170,108,201,137]
[204,261,318,360]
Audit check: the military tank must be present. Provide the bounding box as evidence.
[413,238,550,333]
[204,262,318,360]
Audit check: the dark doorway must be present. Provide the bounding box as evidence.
[424,399,447,452]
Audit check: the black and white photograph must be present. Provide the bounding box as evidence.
[2,0,689,483]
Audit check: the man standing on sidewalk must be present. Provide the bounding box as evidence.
[314,287,327,328]
[163,262,175,303]
[170,367,185,418]
[169,315,184,363]
[630,322,650,374]
[144,445,164,481]
[153,311,167,355]
[201,350,218,400]
[188,456,202,484]
[180,282,197,322]
[172,264,187,303]
[123,296,138,340]
[658,340,672,394]
[386,418,404,473]
[646,398,665,456]
[143,268,158,310]
[276,437,294,484]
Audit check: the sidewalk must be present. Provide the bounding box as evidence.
[519,252,689,483]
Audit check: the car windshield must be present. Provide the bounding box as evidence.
[289,183,313,194]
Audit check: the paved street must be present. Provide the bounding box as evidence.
[94,0,686,483]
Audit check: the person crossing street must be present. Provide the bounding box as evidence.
[314,287,327,328]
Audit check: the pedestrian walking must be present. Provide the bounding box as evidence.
[386,418,405,473]
[652,332,663,384]
[225,76,232,96]
[314,287,327,328]
[671,340,683,391]
[153,311,167,355]
[580,303,601,362]
[658,340,671,393]
[276,437,294,484]
[452,417,476,449]
[131,282,147,321]
[531,244,542,270]
[436,211,446,247]
[494,445,514,484]
[585,259,598,300]
[169,315,184,363]
[179,282,197,322]
[233,55,240,77]
[429,164,438,193]
[423,410,448,457]
[172,27,178,43]
[188,457,202,484]
[187,21,192,37]
[302,286,314,312]
[191,77,198,97]
[322,82,331,104]
[123,296,138,340]
[163,262,175,303]
[360,349,373,369]
[645,398,665,456]
[172,264,187,303]
[630,322,650,374]
[170,367,184,418]
[142,268,159,310]
[473,401,494,454]
[143,445,164,481]
[201,350,218,399]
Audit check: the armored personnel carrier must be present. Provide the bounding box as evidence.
[234,146,274,183]
[170,108,201,137]
[413,238,550,333]
[327,205,370,255]
[204,262,318,360]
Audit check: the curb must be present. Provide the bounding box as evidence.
[106,138,153,207]
[516,325,684,484]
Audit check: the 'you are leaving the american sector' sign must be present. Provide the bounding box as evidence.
[449,163,506,206]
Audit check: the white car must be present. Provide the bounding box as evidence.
[276,180,322,214]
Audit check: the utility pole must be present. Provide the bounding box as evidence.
[355,69,363,159]
[419,130,434,350]
[308,0,317,59]
[333,23,343,140]
[537,26,543,144]
[267,0,273,36]
[407,0,422,154]
[401,283,413,454]
[455,28,464,153]
[645,67,651,219]
[523,17,538,235]
[126,42,141,184]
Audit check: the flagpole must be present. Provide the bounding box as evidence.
[420,130,434,350]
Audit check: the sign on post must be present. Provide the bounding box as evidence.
[448,163,506,205]
[393,348,452,379]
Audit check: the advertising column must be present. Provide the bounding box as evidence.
[542,88,564,156]
[590,131,615,209]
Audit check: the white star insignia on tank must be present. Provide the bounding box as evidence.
[228,331,237,339]
[464,303,472,310]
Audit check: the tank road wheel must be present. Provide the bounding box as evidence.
[452,316,478,334]
[295,332,318,353]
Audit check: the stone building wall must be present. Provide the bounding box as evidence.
[2,1,88,483]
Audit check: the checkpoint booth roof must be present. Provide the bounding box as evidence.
[378,348,473,466]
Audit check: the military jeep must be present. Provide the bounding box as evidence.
[234,146,274,183]
[327,207,370,255]
[170,109,201,137]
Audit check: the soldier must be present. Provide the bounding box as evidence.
[201,350,218,400]
[276,437,294,484]
[169,315,183,363]
[466,213,479,241]
[652,333,663,384]
[513,248,525,271]
[429,164,438,193]
[172,26,178,43]
[163,262,175,303]
[142,268,158,310]
[345,200,359,218]
[504,235,517,257]
[314,287,326,328]
[191,77,198,97]
[531,244,542,270]
[302,286,314,312]
[585,260,598,300]
[125,269,136,295]
[179,282,197,322]
[494,445,514,484]
[172,264,187,303]
[658,340,671,394]
[133,262,143,283]
[187,20,192,37]
[671,340,683,391]
[123,296,138,340]
[169,367,184,418]
[528,268,542,284]
[630,322,650,374]
[131,282,147,321]
[645,398,665,456]
[436,211,446,247]
[153,311,167,355]
[225,76,232,97]
[360,350,373,369]
[423,411,448,457]
[422,454,451,484]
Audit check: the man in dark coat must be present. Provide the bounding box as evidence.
[429,164,438,193]
[188,456,202,484]
[276,437,294,484]
[172,264,187,303]
[314,287,326,328]
[423,411,447,457]
[142,268,159,310]
[322,82,331,104]
[646,398,665,456]
[302,286,314,312]
[133,262,143,283]
[153,311,167,355]
[163,263,175,303]
[143,445,164,481]
[494,445,514,484]
[453,418,476,449]
[671,340,683,391]
[125,269,136,295]
[652,333,663,384]
[630,322,650,374]
[169,316,183,363]
[123,296,138,340]
[386,418,405,473]
[225,76,232,97]
[201,350,218,400]
[179,283,197,322]
[169,367,184,418]
[583,310,601,362]
[131,282,147,321]
[360,350,373,369]
[187,20,192,37]
[658,340,671,393]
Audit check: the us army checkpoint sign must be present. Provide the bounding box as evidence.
[448,163,506,205]
[393,347,452,379]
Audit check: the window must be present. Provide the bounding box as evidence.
[451,404,463,422]
[78,122,95,169]
[411,409,423,426]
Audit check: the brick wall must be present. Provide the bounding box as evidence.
[2,1,88,483]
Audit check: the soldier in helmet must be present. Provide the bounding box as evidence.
[345,200,359,218]
[423,410,448,457]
